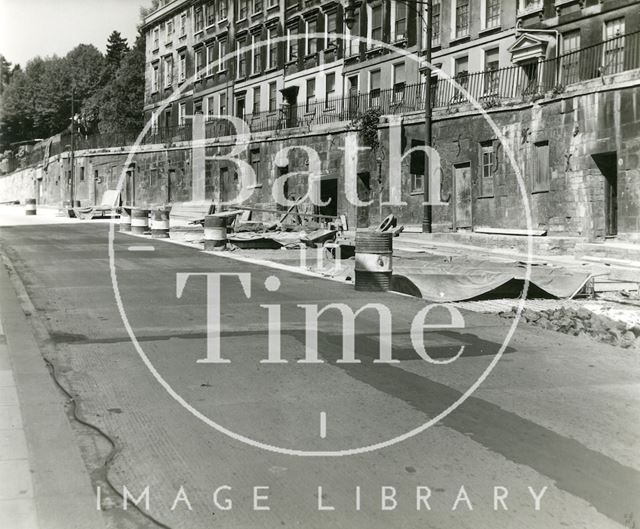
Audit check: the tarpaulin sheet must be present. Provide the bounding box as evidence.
[391,256,592,302]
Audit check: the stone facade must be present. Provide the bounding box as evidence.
[2,74,638,242]
[404,78,640,240]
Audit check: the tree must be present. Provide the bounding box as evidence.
[0,57,58,142]
[63,44,105,102]
[80,3,152,134]
[32,56,69,138]
[82,32,145,134]
[0,45,105,145]
[0,6,152,145]
[0,66,32,144]
[105,31,129,69]
[0,55,13,94]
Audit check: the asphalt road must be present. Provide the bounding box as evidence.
[0,222,638,529]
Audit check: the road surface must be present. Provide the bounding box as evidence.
[0,221,638,529]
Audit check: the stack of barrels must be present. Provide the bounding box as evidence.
[354,230,393,292]
[204,215,227,250]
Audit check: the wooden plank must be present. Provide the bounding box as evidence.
[169,201,214,227]
[593,281,639,293]
[233,205,338,221]
[473,226,547,236]
[580,256,640,268]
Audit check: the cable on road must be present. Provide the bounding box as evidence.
[43,356,174,529]
[0,247,174,529]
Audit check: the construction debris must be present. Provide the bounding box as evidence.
[74,190,121,220]
[499,305,640,350]
[227,233,285,250]
[300,229,338,248]
[376,214,405,237]
[390,255,594,302]
[168,201,215,227]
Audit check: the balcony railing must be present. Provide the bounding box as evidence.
[236,83,433,132]
[11,30,638,164]
[557,31,639,84]
[158,30,640,139]
[434,30,639,107]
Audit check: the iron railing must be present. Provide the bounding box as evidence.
[5,30,638,165]
[219,29,640,132]
[557,30,639,85]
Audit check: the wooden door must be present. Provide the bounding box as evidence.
[125,170,135,207]
[593,152,618,237]
[319,178,338,218]
[454,163,472,229]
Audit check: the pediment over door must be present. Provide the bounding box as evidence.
[508,34,549,64]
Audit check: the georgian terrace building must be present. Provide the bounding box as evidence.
[106,1,640,238]
[142,0,346,135]
[141,1,638,141]
[2,1,639,240]
[142,0,520,132]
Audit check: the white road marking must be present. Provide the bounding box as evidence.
[320,412,327,439]
[127,246,155,252]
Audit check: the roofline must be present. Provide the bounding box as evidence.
[142,0,191,31]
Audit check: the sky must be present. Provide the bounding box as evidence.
[0,0,151,68]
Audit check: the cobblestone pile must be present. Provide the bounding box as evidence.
[500,305,640,350]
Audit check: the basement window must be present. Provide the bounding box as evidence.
[480,140,495,197]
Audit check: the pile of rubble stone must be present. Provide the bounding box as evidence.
[500,305,640,350]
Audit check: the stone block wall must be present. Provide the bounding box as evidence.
[394,83,640,239]
[1,81,638,240]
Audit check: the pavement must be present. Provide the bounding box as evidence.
[0,208,638,529]
[0,295,39,529]
[0,242,106,529]
[0,204,110,228]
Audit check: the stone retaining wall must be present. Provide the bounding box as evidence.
[1,80,639,240]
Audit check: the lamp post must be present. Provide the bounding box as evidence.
[344,0,433,233]
[376,148,386,224]
[69,87,76,205]
[422,0,433,233]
